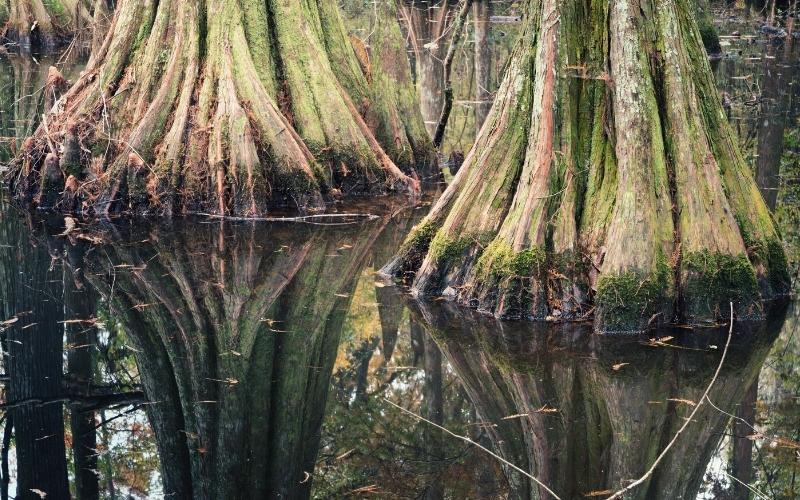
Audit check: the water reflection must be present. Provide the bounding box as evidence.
[412,301,789,499]
[0,7,798,500]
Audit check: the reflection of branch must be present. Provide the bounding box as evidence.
[1,390,145,412]
[383,398,562,499]
[606,303,736,500]
[721,471,770,500]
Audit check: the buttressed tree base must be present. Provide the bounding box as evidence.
[6,0,433,216]
[384,0,790,333]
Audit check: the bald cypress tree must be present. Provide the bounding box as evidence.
[384,0,790,332]
[7,0,434,216]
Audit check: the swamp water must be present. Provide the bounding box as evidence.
[0,13,799,500]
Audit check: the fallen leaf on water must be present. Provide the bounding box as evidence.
[612,363,629,371]
[583,490,613,497]
[501,413,530,420]
[0,317,19,327]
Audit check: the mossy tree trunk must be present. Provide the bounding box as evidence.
[7,0,433,216]
[52,213,389,498]
[1,0,93,50]
[385,0,791,333]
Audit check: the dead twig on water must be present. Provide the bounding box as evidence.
[383,398,562,499]
[605,302,736,500]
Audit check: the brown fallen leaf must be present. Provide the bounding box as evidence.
[583,490,613,497]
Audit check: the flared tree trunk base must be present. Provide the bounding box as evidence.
[384,0,790,333]
[6,0,433,216]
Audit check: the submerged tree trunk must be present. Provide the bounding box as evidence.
[1,0,93,50]
[385,0,791,332]
[7,0,433,216]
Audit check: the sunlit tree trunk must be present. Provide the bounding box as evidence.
[8,0,433,216]
[386,0,791,333]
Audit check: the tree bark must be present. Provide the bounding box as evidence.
[7,0,432,216]
[384,0,791,333]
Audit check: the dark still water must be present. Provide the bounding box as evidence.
[1,15,799,500]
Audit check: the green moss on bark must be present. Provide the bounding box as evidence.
[476,239,547,281]
[682,251,759,320]
[595,257,672,333]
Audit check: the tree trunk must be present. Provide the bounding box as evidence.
[384,0,791,333]
[399,0,458,135]
[2,0,93,50]
[7,0,433,216]
[473,0,491,132]
[0,201,70,500]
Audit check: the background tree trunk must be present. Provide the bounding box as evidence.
[2,0,93,50]
[400,0,458,135]
[473,0,491,132]
[385,0,790,333]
